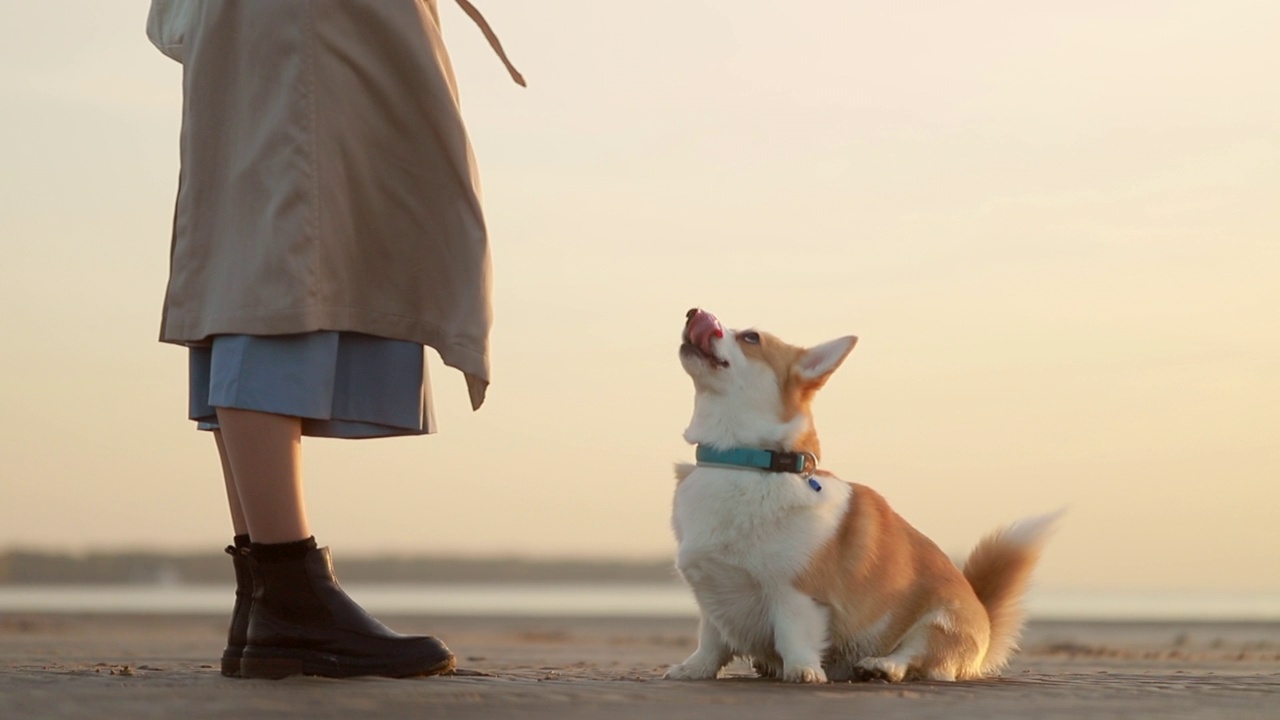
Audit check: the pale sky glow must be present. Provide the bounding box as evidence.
[1,2,1277,592]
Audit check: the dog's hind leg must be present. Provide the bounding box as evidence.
[771,587,830,683]
[852,636,925,682]
[665,616,733,680]
[853,611,981,682]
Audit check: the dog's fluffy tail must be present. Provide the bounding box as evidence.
[962,510,1062,675]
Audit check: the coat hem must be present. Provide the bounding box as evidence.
[160,304,490,409]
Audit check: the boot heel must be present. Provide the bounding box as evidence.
[221,542,252,679]
[220,655,241,677]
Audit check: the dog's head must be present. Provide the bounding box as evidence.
[679,308,857,458]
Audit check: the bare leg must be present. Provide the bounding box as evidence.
[215,407,311,544]
[213,429,250,537]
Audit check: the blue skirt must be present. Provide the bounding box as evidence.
[189,332,435,438]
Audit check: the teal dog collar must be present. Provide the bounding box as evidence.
[695,445,818,475]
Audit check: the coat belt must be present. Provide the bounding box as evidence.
[454,0,526,86]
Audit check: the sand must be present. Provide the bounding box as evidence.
[2,613,1277,719]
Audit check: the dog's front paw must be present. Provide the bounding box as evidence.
[853,657,908,683]
[781,664,828,684]
[664,662,720,681]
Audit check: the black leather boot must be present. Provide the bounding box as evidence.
[239,542,455,679]
[221,537,252,677]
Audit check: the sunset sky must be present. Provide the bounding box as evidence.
[1,1,1276,593]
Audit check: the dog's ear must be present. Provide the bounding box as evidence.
[795,336,858,386]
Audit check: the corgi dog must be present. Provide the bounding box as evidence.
[665,308,1059,683]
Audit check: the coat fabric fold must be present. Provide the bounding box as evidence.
[152,0,495,409]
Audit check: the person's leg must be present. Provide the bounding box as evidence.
[213,406,311,678]
[213,429,250,537]
[214,407,310,544]
[214,406,453,679]
[212,426,254,677]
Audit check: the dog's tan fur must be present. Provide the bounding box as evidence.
[767,328,1049,681]
[736,330,825,458]
[794,481,992,680]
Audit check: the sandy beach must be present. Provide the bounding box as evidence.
[2,613,1277,719]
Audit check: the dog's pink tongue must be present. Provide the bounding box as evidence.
[686,309,724,354]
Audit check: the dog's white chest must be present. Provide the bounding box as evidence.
[671,466,850,659]
[673,466,850,589]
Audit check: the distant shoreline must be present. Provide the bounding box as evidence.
[0,550,679,585]
[3,550,1279,623]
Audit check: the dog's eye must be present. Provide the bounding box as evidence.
[740,331,761,345]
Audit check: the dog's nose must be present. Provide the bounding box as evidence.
[686,308,713,330]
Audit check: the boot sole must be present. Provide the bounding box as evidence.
[239,650,456,680]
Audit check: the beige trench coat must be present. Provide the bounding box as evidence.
[152,0,495,409]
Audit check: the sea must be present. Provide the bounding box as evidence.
[0,583,1277,621]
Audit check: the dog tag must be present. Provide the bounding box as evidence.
[807,476,822,492]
